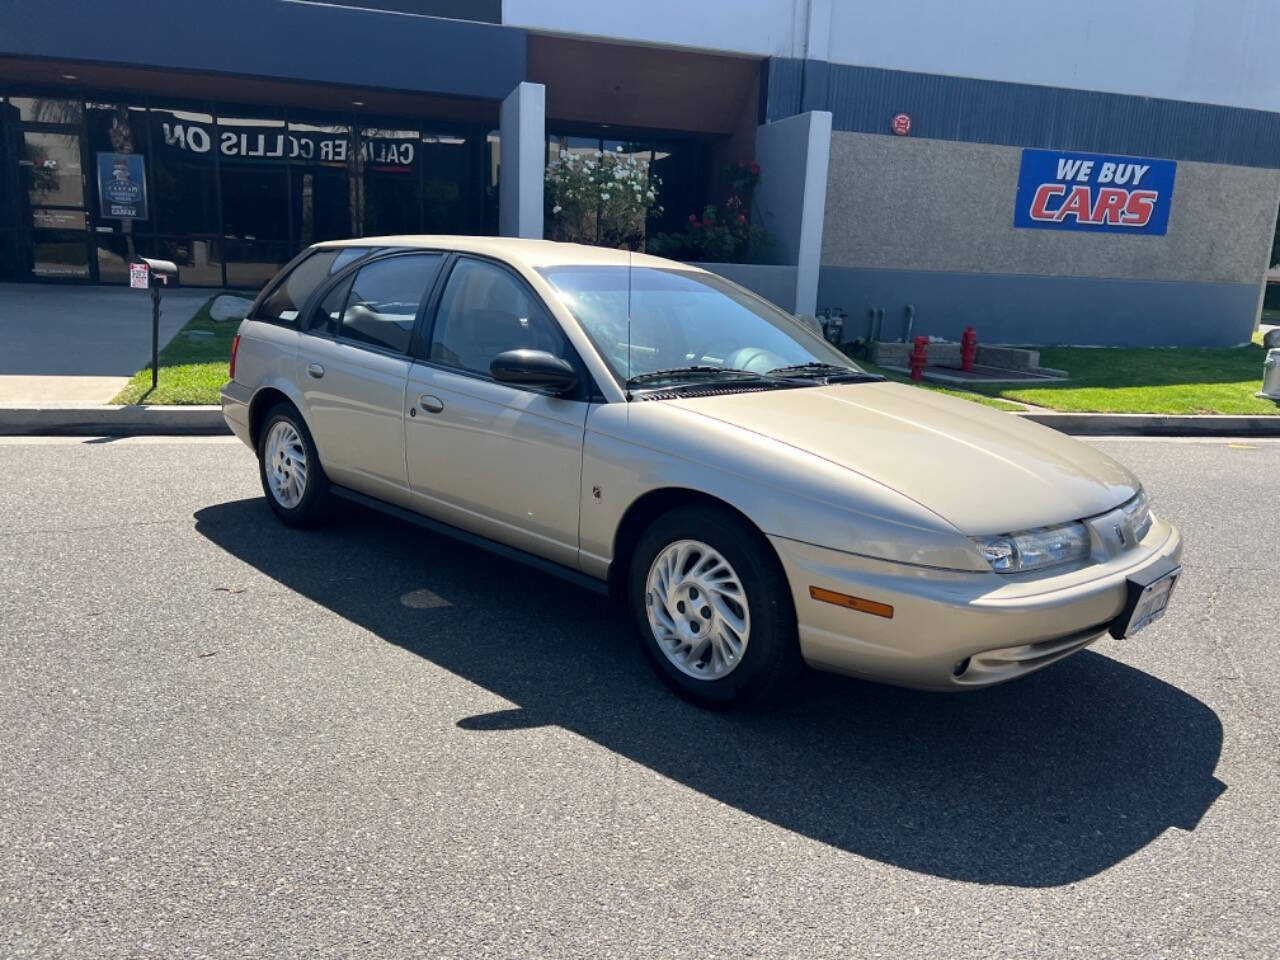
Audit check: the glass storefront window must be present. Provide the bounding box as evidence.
[0,231,24,282]
[546,131,708,238]
[149,104,219,236]
[31,228,90,278]
[9,96,82,125]
[548,134,598,165]
[359,126,420,237]
[218,107,289,246]
[421,131,474,234]
[87,102,151,282]
[648,138,709,235]
[96,233,154,284]
[157,236,225,288]
[1,91,491,288]
[22,131,84,207]
[484,130,500,235]
[290,117,354,245]
[226,240,291,289]
[86,102,146,157]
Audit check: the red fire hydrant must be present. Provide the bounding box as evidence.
[961,326,978,372]
[909,336,929,381]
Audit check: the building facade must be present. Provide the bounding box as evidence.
[2,0,1278,345]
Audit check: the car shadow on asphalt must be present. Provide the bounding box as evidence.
[194,497,1226,889]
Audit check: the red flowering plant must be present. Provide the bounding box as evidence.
[646,161,771,263]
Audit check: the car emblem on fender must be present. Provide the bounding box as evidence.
[1115,523,1128,546]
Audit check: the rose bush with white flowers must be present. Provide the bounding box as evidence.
[545,146,662,250]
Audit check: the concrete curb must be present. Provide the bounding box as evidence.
[1015,411,1280,436]
[1,404,1278,438]
[0,404,231,436]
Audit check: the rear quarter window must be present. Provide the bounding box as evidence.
[256,248,373,324]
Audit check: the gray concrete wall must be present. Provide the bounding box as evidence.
[753,111,831,315]
[819,131,1280,345]
[500,82,546,239]
[699,263,799,313]
[818,268,1263,347]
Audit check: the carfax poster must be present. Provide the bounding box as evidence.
[96,152,149,220]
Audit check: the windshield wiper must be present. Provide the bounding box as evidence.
[765,362,883,383]
[626,365,779,386]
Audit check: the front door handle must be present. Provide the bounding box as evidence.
[419,394,444,414]
[306,363,325,379]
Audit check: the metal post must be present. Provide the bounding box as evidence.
[151,285,160,392]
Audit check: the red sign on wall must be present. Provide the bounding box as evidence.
[891,113,912,136]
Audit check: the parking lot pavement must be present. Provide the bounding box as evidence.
[1,435,1276,959]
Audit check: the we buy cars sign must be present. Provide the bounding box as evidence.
[1014,148,1176,235]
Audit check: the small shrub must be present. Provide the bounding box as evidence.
[646,161,771,263]
[544,146,662,250]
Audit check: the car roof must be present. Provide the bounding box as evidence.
[312,235,703,272]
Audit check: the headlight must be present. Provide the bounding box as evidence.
[1120,488,1153,541]
[973,522,1091,573]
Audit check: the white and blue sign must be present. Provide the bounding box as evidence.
[96,152,149,220]
[1014,149,1176,235]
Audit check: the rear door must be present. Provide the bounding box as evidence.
[297,251,444,501]
[404,255,591,568]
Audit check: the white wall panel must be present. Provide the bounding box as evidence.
[502,0,801,57]
[505,0,1280,112]
[828,0,1280,112]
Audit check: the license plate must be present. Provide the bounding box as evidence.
[1119,567,1180,638]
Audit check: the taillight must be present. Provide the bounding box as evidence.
[229,334,240,380]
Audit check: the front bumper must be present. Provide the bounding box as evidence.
[219,380,253,448]
[770,517,1182,690]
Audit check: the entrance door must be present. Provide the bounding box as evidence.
[20,129,91,280]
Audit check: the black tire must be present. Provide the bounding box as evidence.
[628,504,801,708]
[256,402,330,527]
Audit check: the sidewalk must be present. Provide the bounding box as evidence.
[0,282,214,405]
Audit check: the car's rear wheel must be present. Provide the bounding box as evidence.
[257,403,328,527]
[629,505,800,707]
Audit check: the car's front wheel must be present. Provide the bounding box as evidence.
[257,402,328,527]
[629,505,800,707]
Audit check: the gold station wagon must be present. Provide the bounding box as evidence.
[221,237,1182,707]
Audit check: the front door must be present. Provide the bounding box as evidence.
[19,128,92,281]
[297,252,443,500]
[405,256,589,568]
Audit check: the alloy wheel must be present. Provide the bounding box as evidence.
[264,420,308,509]
[645,539,751,680]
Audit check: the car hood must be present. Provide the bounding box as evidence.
[664,381,1139,536]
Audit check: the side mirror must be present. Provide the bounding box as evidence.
[489,349,578,395]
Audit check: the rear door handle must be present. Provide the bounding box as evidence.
[306,363,325,379]
[419,394,444,414]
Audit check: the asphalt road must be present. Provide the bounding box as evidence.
[1,435,1276,959]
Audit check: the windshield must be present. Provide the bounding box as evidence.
[537,265,866,387]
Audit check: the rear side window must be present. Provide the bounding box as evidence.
[336,254,443,353]
[256,247,373,323]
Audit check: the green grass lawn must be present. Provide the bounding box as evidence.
[860,361,1027,411]
[964,344,1278,415]
[111,296,235,405]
